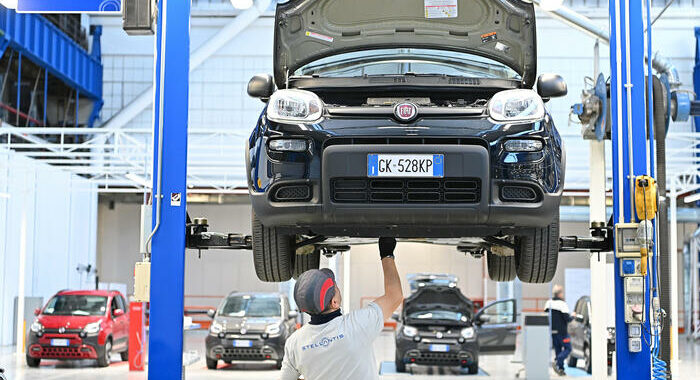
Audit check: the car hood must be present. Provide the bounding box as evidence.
[37,315,104,329]
[274,0,537,88]
[215,316,282,332]
[402,286,473,326]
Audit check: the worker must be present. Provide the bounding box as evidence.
[279,237,403,380]
[544,285,576,376]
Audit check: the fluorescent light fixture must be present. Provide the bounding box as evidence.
[0,192,10,199]
[539,0,564,11]
[230,0,254,10]
[683,192,700,204]
[0,0,18,9]
[125,173,152,188]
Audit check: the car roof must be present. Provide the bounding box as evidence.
[56,290,118,297]
[226,292,283,299]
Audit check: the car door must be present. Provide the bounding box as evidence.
[474,299,518,354]
[568,297,586,357]
[110,295,127,350]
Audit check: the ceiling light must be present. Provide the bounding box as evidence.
[539,0,564,11]
[230,0,254,10]
[683,192,700,204]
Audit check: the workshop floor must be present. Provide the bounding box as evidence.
[2,330,700,379]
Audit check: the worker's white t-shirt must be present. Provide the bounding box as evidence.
[279,302,384,380]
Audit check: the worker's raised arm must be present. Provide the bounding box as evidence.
[373,238,404,319]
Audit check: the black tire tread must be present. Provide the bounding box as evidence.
[486,252,516,282]
[26,355,40,367]
[206,357,218,370]
[515,216,560,283]
[293,249,321,279]
[252,214,294,282]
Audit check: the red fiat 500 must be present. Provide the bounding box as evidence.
[26,290,129,367]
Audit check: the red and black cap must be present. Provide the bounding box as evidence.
[294,268,336,315]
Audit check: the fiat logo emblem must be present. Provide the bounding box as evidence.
[394,102,418,122]
[58,327,65,333]
[436,332,443,339]
[240,328,247,335]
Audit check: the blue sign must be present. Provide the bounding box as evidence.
[17,0,121,13]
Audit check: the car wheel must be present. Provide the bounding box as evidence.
[206,357,218,370]
[97,340,112,367]
[467,363,479,374]
[276,360,283,370]
[252,213,295,282]
[395,351,406,373]
[293,248,320,279]
[567,355,578,368]
[26,354,40,368]
[120,348,129,362]
[515,215,559,283]
[584,346,592,374]
[486,251,516,281]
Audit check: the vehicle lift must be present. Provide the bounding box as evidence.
[122,0,700,379]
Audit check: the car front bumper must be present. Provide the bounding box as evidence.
[205,334,285,363]
[252,144,561,237]
[26,333,102,360]
[396,337,478,367]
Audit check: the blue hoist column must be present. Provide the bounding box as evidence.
[148,0,191,379]
[609,0,653,379]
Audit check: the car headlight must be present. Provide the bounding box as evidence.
[265,324,281,336]
[403,326,418,337]
[267,89,324,123]
[30,320,43,333]
[269,139,308,152]
[210,320,224,335]
[504,139,543,152]
[83,320,102,336]
[461,327,475,340]
[489,89,545,122]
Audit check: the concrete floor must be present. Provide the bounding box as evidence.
[2,330,699,379]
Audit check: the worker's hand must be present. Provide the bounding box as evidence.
[378,237,397,260]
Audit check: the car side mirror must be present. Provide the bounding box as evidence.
[34,308,41,316]
[288,310,299,319]
[391,312,400,321]
[476,314,489,325]
[114,309,125,317]
[247,74,275,101]
[537,74,568,100]
[574,314,585,323]
[207,309,216,319]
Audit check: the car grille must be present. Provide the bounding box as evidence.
[323,137,487,149]
[331,178,481,204]
[222,348,265,360]
[37,346,90,358]
[500,185,540,203]
[271,184,312,202]
[415,352,462,365]
[43,329,82,334]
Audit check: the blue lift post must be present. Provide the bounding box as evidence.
[609,0,653,378]
[147,0,191,379]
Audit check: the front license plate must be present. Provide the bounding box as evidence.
[51,339,70,347]
[429,344,450,352]
[367,154,444,178]
[233,340,252,348]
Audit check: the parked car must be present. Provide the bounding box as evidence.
[407,273,458,293]
[26,290,130,368]
[205,292,298,370]
[246,0,566,284]
[394,285,517,374]
[567,296,615,374]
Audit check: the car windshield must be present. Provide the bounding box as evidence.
[43,295,108,316]
[408,310,468,322]
[295,48,520,80]
[219,296,281,318]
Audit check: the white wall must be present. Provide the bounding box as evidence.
[0,148,98,346]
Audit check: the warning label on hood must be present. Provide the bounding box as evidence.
[424,0,458,19]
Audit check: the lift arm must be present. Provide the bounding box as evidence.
[559,218,614,253]
[185,216,252,250]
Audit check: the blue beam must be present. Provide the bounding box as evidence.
[147,0,190,379]
[609,0,653,378]
[0,6,102,100]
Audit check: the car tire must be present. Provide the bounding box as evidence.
[584,346,592,374]
[120,348,129,362]
[97,340,112,367]
[206,357,218,370]
[515,215,560,283]
[276,360,283,370]
[252,213,295,282]
[293,249,321,279]
[486,251,516,282]
[395,351,406,373]
[26,354,40,368]
[467,363,479,374]
[568,355,578,368]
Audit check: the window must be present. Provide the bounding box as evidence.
[43,295,108,316]
[480,300,515,325]
[111,297,120,318]
[219,296,282,318]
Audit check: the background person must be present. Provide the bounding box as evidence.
[279,237,403,380]
[544,285,576,376]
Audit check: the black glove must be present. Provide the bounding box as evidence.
[378,237,397,260]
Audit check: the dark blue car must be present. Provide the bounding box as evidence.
[245,0,567,284]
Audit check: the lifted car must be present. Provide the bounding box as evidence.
[247,0,567,283]
[394,285,517,374]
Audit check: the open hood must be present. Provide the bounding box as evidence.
[403,286,474,324]
[274,0,537,88]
